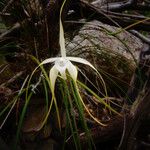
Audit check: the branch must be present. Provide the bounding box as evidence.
[0,71,24,87]
[0,22,20,39]
[77,0,150,31]
[101,0,137,12]
[129,30,150,44]
[102,2,150,12]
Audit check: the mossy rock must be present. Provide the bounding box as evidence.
[66,20,143,95]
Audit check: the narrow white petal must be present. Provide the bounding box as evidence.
[40,57,60,65]
[49,65,59,93]
[59,68,67,80]
[59,19,66,57]
[67,62,78,81]
[67,57,97,71]
[59,0,67,57]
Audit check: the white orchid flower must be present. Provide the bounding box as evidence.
[40,56,97,94]
[39,0,98,94]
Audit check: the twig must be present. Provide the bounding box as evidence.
[2,0,14,13]
[0,71,24,87]
[0,65,9,75]
[101,0,137,12]
[129,30,150,44]
[102,10,149,20]
[0,12,10,16]
[0,22,20,39]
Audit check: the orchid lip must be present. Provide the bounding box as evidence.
[55,58,68,67]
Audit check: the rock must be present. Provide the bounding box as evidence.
[22,105,52,141]
[66,20,143,94]
[66,20,142,60]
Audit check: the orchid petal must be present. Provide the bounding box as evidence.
[40,57,60,65]
[67,61,78,81]
[67,57,97,71]
[49,65,59,93]
[59,68,67,80]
